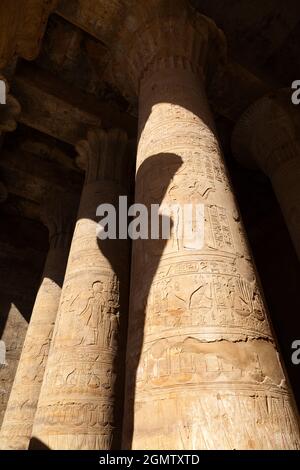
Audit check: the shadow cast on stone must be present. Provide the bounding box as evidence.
[96,228,131,449]
[120,152,183,448]
[28,437,50,450]
[3,153,178,450]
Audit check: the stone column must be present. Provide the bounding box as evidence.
[109,1,300,449]
[0,192,77,449]
[31,129,131,450]
[232,93,300,260]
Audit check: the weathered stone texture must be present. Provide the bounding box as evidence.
[31,129,131,449]
[0,193,77,449]
[0,216,47,428]
[108,1,300,450]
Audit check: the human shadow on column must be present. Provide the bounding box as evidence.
[120,152,183,448]
[28,437,50,450]
[95,203,131,449]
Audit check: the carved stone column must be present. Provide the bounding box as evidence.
[0,192,77,450]
[31,129,130,449]
[232,93,300,260]
[0,76,21,424]
[109,1,300,449]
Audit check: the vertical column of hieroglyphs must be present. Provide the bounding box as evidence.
[232,93,300,260]
[0,192,77,449]
[31,129,130,449]
[109,0,300,449]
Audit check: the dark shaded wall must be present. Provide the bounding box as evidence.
[0,211,47,425]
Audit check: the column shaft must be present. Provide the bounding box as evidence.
[0,194,75,449]
[31,129,130,449]
[232,93,300,259]
[123,62,300,449]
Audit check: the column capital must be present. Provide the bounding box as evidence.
[232,90,300,177]
[0,0,58,69]
[0,75,21,133]
[108,0,226,100]
[40,191,78,249]
[75,128,130,188]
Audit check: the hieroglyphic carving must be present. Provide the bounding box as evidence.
[31,129,131,449]
[207,205,234,251]
[0,191,77,450]
[136,337,285,388]
[145,266,268,335]
[59,275,120,350]
[110,1,300,449]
